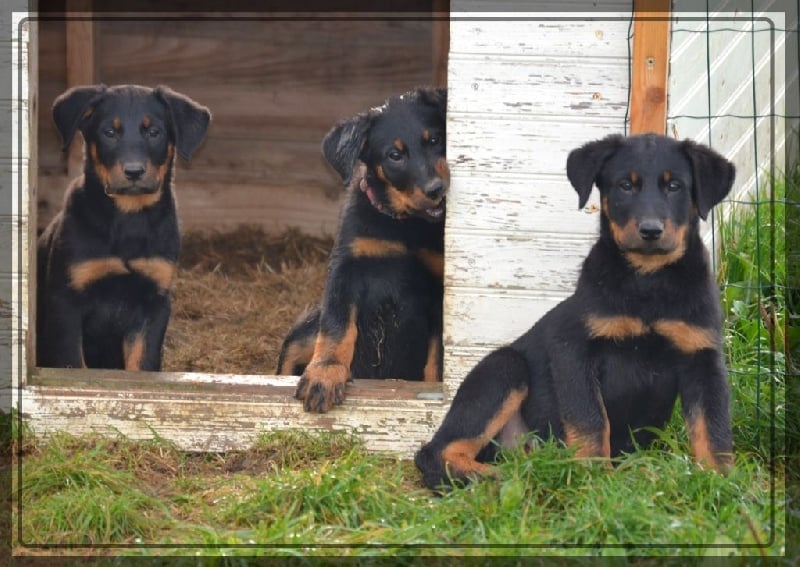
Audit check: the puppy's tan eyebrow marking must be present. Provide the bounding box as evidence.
[630,171,638,183]
[662,170,671,182]
[112,117,121,130]
[393,139,405,151]
[422,129,431,141]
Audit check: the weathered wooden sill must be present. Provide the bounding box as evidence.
[16,368,447,456]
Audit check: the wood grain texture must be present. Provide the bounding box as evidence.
[37,173,345,236]
[629,0,671,135]
[444,290,565,349]
[10,16,34,389]
[65,1,96,179]
[448,116,626,176]
[448,55,629,117]
[449,13,631,59]
[19,369,448,455]
[35,17,436,230]
[446,172,601,234]
[432,0,450,87]
[445,228,592,292]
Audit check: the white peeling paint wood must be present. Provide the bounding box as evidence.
[17,370,446,455]
[8,14,34,393]
[444,7,632,397]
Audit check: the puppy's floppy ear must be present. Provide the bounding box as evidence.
[566,134,624,209]
[417,86,447,115]
[154,85,212,161]
[680,139,736,220]
[52,84,107,151]
[321,113,371,186]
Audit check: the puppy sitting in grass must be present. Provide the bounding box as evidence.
[416,133,735,490]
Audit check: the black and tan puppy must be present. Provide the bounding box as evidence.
[276,87,448,413]
[415,133,736,490]
[37,84,210,370]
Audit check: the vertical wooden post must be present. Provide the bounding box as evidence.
[629,0,671,135]
[27,18,39,379]
[432,0,449,88]
[65,0,96,179]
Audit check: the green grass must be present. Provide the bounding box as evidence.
[11,429,784,557]
[10,166,795,558]
[716,162,795,464]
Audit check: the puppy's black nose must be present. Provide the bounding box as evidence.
[123,164,146,181]
[424,179,445,200]
[639,219,664,241]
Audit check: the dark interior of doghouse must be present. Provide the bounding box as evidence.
[36,6,448,373]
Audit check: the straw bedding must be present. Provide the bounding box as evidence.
[162,226,333,374]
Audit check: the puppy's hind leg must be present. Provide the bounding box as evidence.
[276,306,321,375]
[415,347,530,491]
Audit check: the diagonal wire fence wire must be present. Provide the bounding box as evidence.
[626,3,798,461]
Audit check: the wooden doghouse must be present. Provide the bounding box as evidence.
[7,2,787,456]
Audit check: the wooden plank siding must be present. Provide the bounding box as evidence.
[35,15,441,235]
[8,14,35,397]
[443,6,632,395]
[64,0,95,179]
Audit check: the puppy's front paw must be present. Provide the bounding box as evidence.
[294,362,349,413]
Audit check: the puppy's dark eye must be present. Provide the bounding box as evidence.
[618,179,634,192]
[147,127,161,138]
[428,135,441,146]
[103,128,116,138]
[388,149,403,162]
[667,180,683,192]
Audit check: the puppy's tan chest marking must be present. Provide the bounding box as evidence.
[69,256,176,291]
[350,237,408,258]
[585,315,647,340]
[584,314,717,354]
[349,238,443,279]
[651,320,718,353]
[416,248,444,279]
[127,258,177,291]
[69,258,129,291]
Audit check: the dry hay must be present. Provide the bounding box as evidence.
[163,225,333,374]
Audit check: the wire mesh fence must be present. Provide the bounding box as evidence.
[624,4,798,460]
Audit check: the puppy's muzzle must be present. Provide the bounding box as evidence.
[424,179,446,201]
[638,219,664,241]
